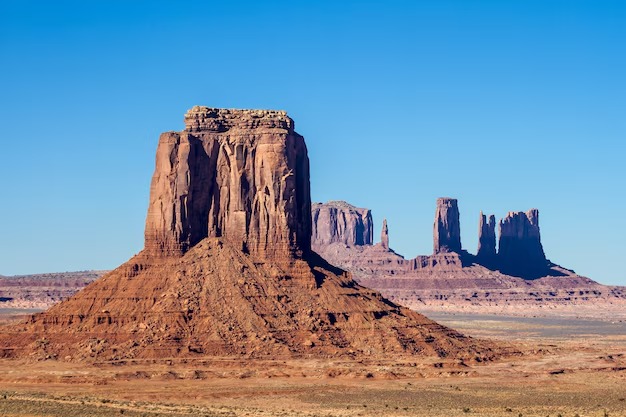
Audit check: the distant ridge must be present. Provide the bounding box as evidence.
[311,200,626,318]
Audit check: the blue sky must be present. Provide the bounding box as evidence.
[1,1,625,285]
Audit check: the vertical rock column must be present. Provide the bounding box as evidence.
[477,211,497,261]
[433,197,462,254]
[497,209,548,278]
[381,218,389,250]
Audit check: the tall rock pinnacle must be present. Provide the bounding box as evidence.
[498,209,548,278]
[311,201,373,247]
[433,197,461,254]
[144,106,311,261]
[381,218,389,250]
[477,211,497,261]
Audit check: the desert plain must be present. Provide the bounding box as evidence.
[0,310,624,417]
[1,107,624,417]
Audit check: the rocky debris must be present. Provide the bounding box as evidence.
[311,201,373,247]
[145,106,311,261]
[498,209,548,278]
[477,212,497,263]
[433,198,462,254]
[381,219,389,250]
[0,107,498,362]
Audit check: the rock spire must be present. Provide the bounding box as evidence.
[381,218,389,250]
[477,212,497,261]
[433,197,462,254]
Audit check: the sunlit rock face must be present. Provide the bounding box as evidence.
[144,106,312,261]
[311,201,373,247]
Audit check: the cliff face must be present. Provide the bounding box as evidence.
[477,212,497,262]
[144,106,311,261]
[498,209,548,278]
[311,199,562,283]
[311,201,373,247]
[433,198,462,254]
[0,107,497,362]
[308,200,626,317]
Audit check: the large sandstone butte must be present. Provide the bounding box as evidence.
[145,106,311,260]
[0,107,496,362]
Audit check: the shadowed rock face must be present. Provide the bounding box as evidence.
[144,106,311,261]
[498,209,548,278]
[311,201,373,247]
[477,212,497,262]
[433,198,461,254]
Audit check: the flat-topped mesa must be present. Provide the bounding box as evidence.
[477,212,497,262]
[311,201,373,247]
[433,197,462,254]
[144,106,311,261]
[498,209,548,279]
[381,218,389,250]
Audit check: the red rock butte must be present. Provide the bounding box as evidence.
[0,106,499,362]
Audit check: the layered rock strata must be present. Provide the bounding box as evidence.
[0,108,496,362]
[0,271,104,310]
[310,201,626,318]
[311,201,373,247]
[433,198,462,254]
[145,106,311,261]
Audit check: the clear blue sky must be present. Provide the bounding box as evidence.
[1,1,624,285]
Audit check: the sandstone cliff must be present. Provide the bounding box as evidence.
[433,198,462,254]
[311,201,373,247]
[0,107,497,362]
[145,106,311,261]
[498,209,548,278]
[309,200,626,318]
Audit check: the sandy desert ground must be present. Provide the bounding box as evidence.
[0,311,624,417]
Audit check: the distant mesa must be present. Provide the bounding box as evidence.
[0,107,495,362]
[311,201,373,247]
[311,199,626,315]
[312,197,551,279]
[428,199,551,278]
